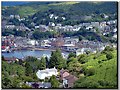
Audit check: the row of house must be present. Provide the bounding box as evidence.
[35,19,117,33]
[2,35,116,56]
[4,24,30,31]
[2,35,17,52]
[40,37,109,56]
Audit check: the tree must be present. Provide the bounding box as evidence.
[106,52,113,60]
[49,75,60,88]
[102,46,114,54]
[11,77,21,88]
[25,62,33,76]
[45,56,49,68]
[78,54,88,64]
[25,56,39,72]
[84,66,95,76]
[2,55,5,61]
[74,78,100,88]
[68,52,76,59]
[21,84,32,88]
[104,46,114,51]
[79,35,83,41]
[2,77,12,88]
[67,57,81,76]
[38,57,46,70]
[49,49,66,69]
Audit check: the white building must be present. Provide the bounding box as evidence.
[36,67,58,79]
[113,34,117,39]
[62,17,66,20]
[49,14,54,19]
[76,48,97,56]
[41,40,51,47]
[27,40,39,46]
[76,48,85,56]
[113,28,117,33]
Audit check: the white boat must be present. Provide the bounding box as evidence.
[2,49,7,53]
[2,49,11,53]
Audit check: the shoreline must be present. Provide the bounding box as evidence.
[2,47,70,53]
[26,48,56,51]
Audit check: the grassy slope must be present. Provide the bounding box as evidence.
[2,2,76,17]
[83,50,117,86]
[17,6,36,16]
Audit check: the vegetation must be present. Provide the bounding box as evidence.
[2,2,117,23]
[106,52,113,60]
[67,57,81,76]
[2,56,47,88]
[32,30,55,40]
[2,46,117,88]
[38,57,46,70]
[78,54,88,64]
[68,52,76,59]
[49,75,60,88]
[2,29,26,37]
[73,47,117,88]
[49,49,66,69]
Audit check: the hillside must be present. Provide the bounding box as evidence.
[2,2,117,18]
[74,49,117,88]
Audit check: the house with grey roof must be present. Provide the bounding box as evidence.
[26,82,51,88]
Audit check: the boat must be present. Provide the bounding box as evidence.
[2,49,11,53]
[2,49,7,53]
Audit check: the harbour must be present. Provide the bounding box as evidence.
[2,49,69,59]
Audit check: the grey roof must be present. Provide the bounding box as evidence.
[43,83,51,88]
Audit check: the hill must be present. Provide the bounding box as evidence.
[2,2,117,18]
[74,48,117,88]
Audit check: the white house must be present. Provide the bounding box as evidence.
[113,28,117,33]
[86,25,93,30]
[113,34,117,39]
[54,16,58,19]
[41,40,51,47]
[62,17,66,20]
[27,40,39,46]
[36,67,58,79]
[49,14,54,19]
[76,48,85,56]
[76,48,97,56]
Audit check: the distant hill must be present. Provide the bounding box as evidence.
[2,2,117,16]
[2,2,117,25]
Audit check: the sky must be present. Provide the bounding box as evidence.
[1,1,29,6]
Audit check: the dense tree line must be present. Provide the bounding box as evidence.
[2,29,26,37]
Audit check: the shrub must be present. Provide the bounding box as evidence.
[102,46,114,54]
[85,66,95,76]
[106,52,113,60]
[74,78,100,88]
[78,54,88,64]
[68,52,76,59]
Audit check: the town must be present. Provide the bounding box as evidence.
[2,1,118,89]
[2,14,117,54]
